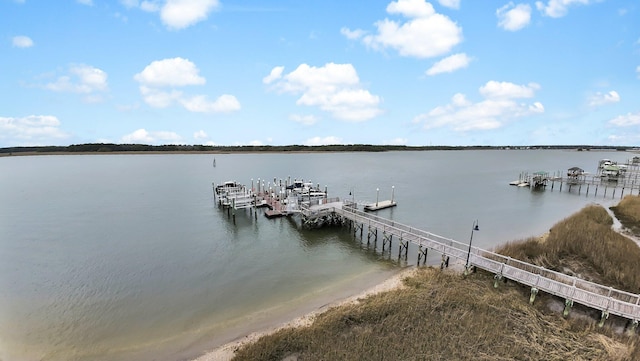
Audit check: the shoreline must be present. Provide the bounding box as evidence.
[190,266,421,361]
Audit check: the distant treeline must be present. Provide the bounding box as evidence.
[0,143,634,155]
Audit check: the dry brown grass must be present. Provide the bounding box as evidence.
[498,204,640,293]
[230,203,640,361]
[611,195,640,236]
[232,269,637,361]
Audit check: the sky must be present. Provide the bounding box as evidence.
[1,0,639,147]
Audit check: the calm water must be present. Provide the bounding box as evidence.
[0,150,629,361]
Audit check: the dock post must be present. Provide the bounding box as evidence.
[621,188,625,199]
[598,310,609,328]
[563,299,573,317]
[604,186,607,198]
[586,184,590,196]
[440,254,449,269]
[627,320,639,336]
[578,184,581,194]
[595,185,598,197]
[613,188,616,199]
[529,287,538,304]
[559,181,563,192]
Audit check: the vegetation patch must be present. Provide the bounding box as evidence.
[230,202,640,361]
[611,196,640,237]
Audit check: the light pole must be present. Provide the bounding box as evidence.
[391,186,395,204]
[376,188,379,207]
[465,220,479,275]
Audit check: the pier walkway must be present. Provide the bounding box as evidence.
[308,204,640,325]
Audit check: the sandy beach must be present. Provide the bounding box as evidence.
[190,266,421,361]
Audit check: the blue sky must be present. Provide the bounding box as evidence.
[1,0,639,147]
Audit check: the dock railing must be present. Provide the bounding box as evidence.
[332,205,640,321]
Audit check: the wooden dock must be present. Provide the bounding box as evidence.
[364,200,397,212]
[301,204,640,325]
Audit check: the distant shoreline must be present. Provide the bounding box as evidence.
[1,143,635,157]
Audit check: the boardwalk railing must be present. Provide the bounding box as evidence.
[330,206,640,322]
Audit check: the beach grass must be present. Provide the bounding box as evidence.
[611,195,640,237]
[498,203,640,293]
[228,201,640,361]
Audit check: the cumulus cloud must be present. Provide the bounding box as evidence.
[305,136,343,146]
[340,27,367,40]
[290,114,318,126]
[12,35,33,48]
[121,128,183,144]
[193,130,208,139]
[344,0,462,59]
[588,90,620,107]
[608,112,640,127]
[43,64,108,102]
[426,53,471,75]
[0,115,69,145]
[535,0,593,18]
[265,63,382,122]
[262,66,284,84]
[497,2,531,31]
[180,94,241,113]
[134,57,240,113]
[438,0,460,9]
[414,80,544,131]
[134,57,205,87]
[161,0,220,29]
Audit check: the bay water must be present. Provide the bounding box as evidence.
[0,150,629,361]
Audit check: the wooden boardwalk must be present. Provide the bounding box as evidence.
[313,205,640,324]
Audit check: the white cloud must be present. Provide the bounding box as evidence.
[180,94,241,113]
[135,58,240,113]
[535,0,592,18]
[383,137,409,145]
[43,64,108,101]
[588,90,620,107]
[121,128,183,144]
[134,57,205,87]
[193,130,208,139]
[609,112,640,127]
[0,115,69,145]
[438,0,460,9]
[426,53,471,75]
[340,27,367,40]
[304,136,343,146]
[636,65,640,79]
[290,114,318,126]
[414,80,544,131]
[479,80,539,99]
[12,35,33,48]
[266,63,382,122]
[160,0,220,30]
[138,86,182,108]
[497,3,531,31]
[262,66,284,84]
[77,0,93,5]
[353,0,462,58]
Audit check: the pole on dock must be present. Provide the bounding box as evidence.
[376,188,379,207]
[391,186,395,204]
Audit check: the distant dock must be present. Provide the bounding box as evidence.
[364,200,397,212]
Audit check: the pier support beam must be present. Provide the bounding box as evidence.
[563,299,573,318]
[367,227,378,245]
[494,274,503,288]
[598,310,609,328]
[417,245,428,266]
[382,232,393,252]
[627,320,639,336]
[440,254,449,270]
[529,287,538,304]
[398,238,408,260]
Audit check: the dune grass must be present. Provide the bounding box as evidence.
[611,195,640,237]
[498,203,640,293]
[231,202,640,361]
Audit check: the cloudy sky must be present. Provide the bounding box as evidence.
[2,0,639,147]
